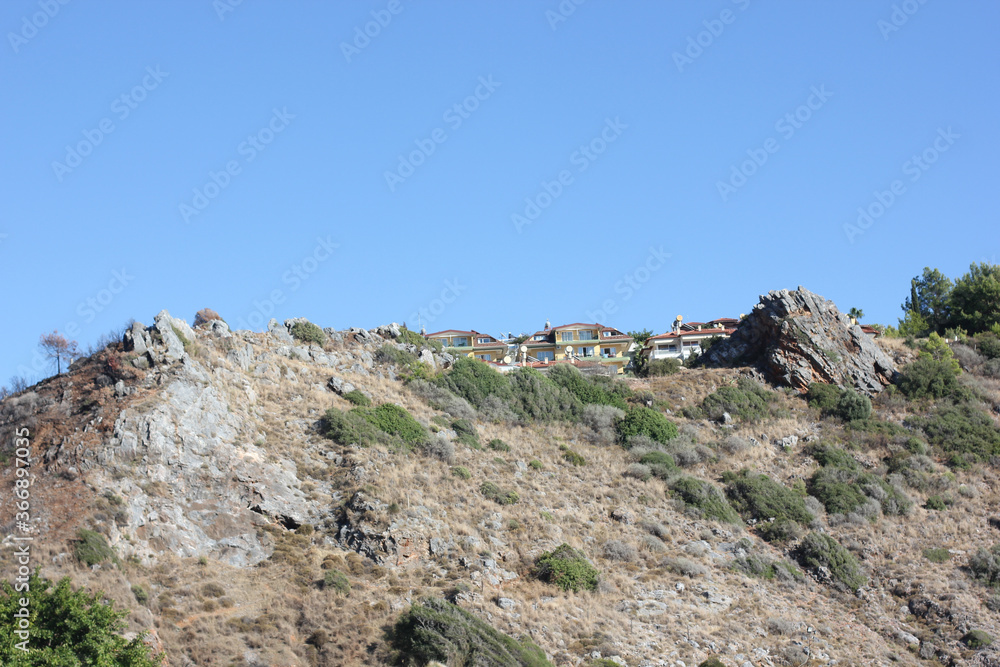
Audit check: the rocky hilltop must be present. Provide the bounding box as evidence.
[2,305,999,667]
[702,287,897,395]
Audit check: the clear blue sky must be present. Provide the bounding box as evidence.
[2,1,998,384]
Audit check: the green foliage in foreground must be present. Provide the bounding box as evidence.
[614,407,678,446]
[723,470,813,539]
[668,476,740,524]
[391,597,552,667]
[534,544,599,593]
[0,571,162,666]
[794,532,867,591]
[907,401,1000,467]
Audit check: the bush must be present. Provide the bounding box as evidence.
[322,407,382,447]
[342,389,371,407]
[580,404,625,444]
[638,450,677,479]
[908,402,1000,466]
[969,543,1000,588]
[74,529,115,566]
[701,378,776,423]
[668,476,740,523]
[193,307,222,327]
[359,404,428,445]
[723,470,814,538]
[506,367,582,422]
[923,548,951,563]
[290,321,325,345]
[615,407,678,446]
[528,460,543,470]
[963,630,994,649]
[646,358,682,377]
[436,357,512,408]
[451,418,480,449]
[925,495,949,510]
[624,463,652,481]
[897,356,962,399]
[488,438,510,452]
[398,326,443,353]
[975,333,1000,360]
[376,344,431,380]
[807,382,842,413]
[131,584,148,605]
[602,540,637,562]
[794,532,866,590]
[836,389,872,421]
[452,466,471,480]
[559,445,585,466]
[321,569,350,594]
[480,481,519,505]
[547,364,631,410]
[423,434,455,463]
[0,572,161,665]
[391,597,553,667]
[534,544,599,592]
[699,658,727,667]
[807,466,870,516]
[408,379,476,420]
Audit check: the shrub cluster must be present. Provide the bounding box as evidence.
[480,481,519,505]
[723,470,814,542]
[907,402,1000,468]
[451,418,480,449]
[638,451,676,480]
[534,544,599,592]
[559,445,586,466]
[645,358,681,377]
[391,597,552,667]
[376,344,432,380]
[397,326,443,353]
[794,531,866,591]
[615,407,678,446]
[807,445,912,518]
[668,476,740,524]
[969,543,1000,588]
[806,383,873,421]
[321,569,350,594]
[342,389,371,407]
[290,321,325,345]
[74,529,116,566]
[697,378,777,423]
[322,403,427,451]
[547,364,632,410]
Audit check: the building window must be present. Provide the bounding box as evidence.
[561,332,575,342]
[602,347,614,358]
[578,330,594,340]
[578,346,594,357]
[477,354,491,361]
[533,334,547,341]
[536,350,554,362]
[477,337,493,344]
[453,337,469,346]
[602,331,611,337]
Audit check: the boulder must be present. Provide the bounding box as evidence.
[702,286,897,395]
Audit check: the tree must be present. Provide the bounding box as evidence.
[38,330,80,375]
[628,329,653,376]
[847,307,864,323]
[901,268,953,333]
[0,571,163,665]
[949,262,1000,334]
[898,309,930,338]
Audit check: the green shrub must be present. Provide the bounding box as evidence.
[969,543,1000,588]
[701,378,776,423]
[897,336,963,399]
[131,584,148,605]
[807,383,842,413]
[488,438,510,452]
[638,451,676,479]
[908,402,1000,466]
[452,466,471,480]
[836,389,872,421]
[480,481,519,505]
[976,333,1000,360]
[398,326,444,353]
[376,344,432,380]
[794,532,866,590]
[321,569,350,594]
[807,466,870,516]
[290,321,325,345]
[392,597,553,667]
[74,529,115,566]
[559,445,585,466]
[506,367,582,422]
[436,357,512,408]
[845,418,906,437]
[547,364,631,410]
[668,476,740,523]
[322,407,381,447]
[723,469,814,539]
[922,548,951,563]
[698,658,728,667]
[342,389,371,407]
[615,407,678,446]
[809,443,861,470]
[528,460,543,470]
[925,495,949,510]
[646,358,682,377]
[534,544,599,592]
[359,404,428,445]
[451,418,480,449]
[963,630,994,650]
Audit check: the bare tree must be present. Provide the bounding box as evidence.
[39,330,80,375]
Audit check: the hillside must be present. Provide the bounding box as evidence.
[2,306,1000,667]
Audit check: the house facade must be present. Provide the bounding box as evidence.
[521,322,633,374]
[424,329,509,362]
[642,319,737,362]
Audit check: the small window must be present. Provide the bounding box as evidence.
[578,330,594,340]
[561,332,575,342]
[602,347,614,357]
[477,354,491,361]
[536,350,554,362]
[533,334,547,341]
[603,331,611,337]
[476,337,491,344]
[453,337,469,346]
[578,346,595,357]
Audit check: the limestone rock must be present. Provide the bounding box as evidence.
[702,286,897,395]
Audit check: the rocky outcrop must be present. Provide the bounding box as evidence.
[702,287,896,394]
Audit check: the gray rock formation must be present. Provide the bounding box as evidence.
[702,286,896,394]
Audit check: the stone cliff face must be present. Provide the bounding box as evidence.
[702,287,897,394]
